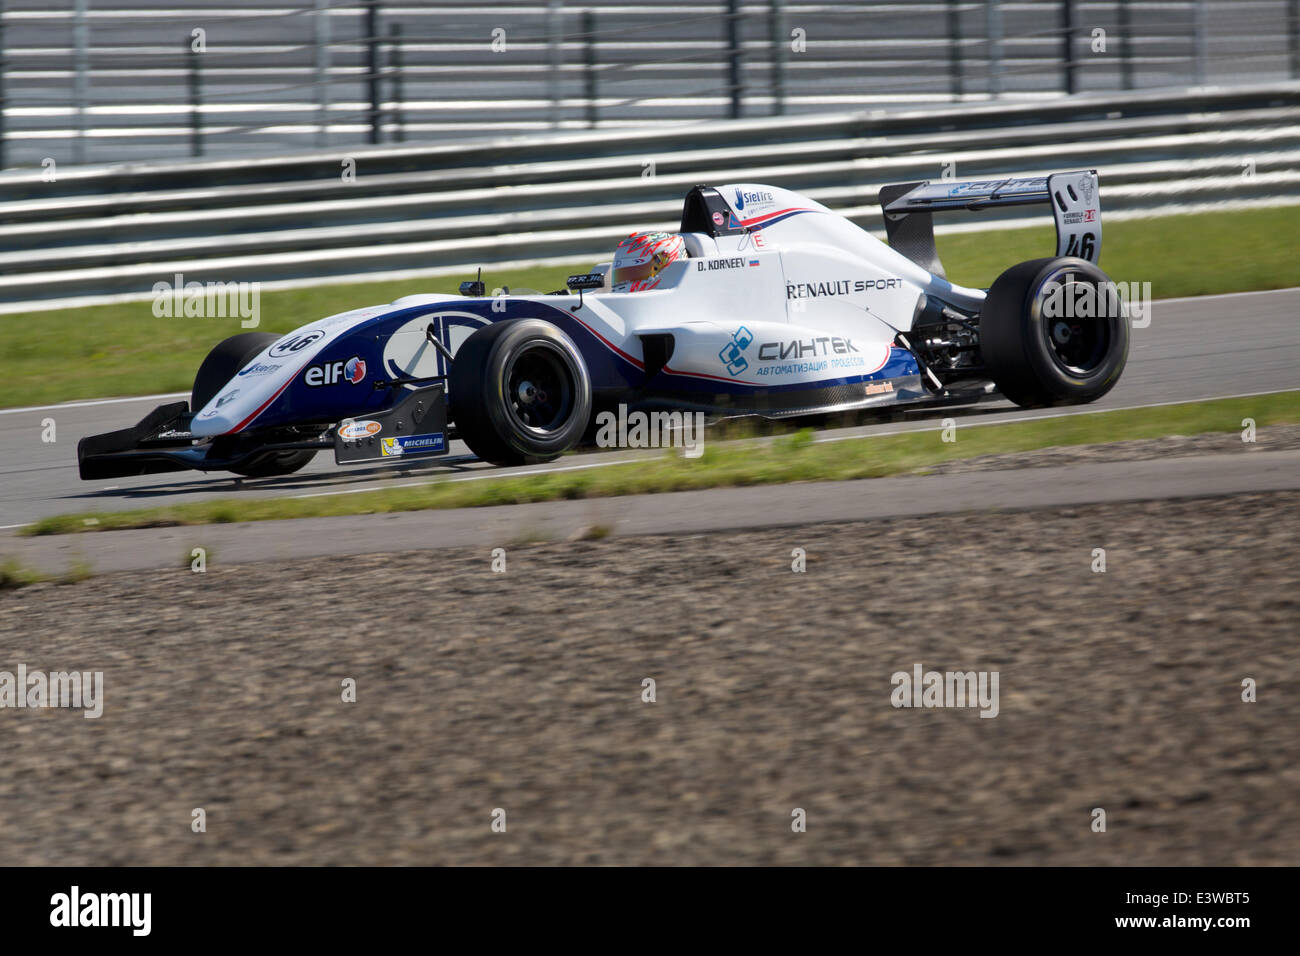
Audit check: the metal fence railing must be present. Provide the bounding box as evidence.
[2,0,1299,168]
[0,82,1296,310]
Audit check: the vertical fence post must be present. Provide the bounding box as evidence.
[0,0,7,171]
[727,0,742,118]
[1118,0,1133,89]
[548,1,563,129]
[187,39,203,157]
[367,0,381,144]
[948,0,963,100]
[389,24,404,142]
[314,0,331,147]
[1061,0,1075,94]
[73,0,89,164]
[986,0,1002,96]
[583,9,597,128]
[1193,0,1208,85]
[1289,0,1299,79]
[769,0,785,115]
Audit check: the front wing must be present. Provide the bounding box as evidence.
[77,385,448,480]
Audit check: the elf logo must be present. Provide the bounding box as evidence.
[305,355,366,386]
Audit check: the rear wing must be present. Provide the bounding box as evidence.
[878,170,1101,278]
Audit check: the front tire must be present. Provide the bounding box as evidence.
[191,331,279,413]
[192,332,317,477]
[227,447,317,478]
[980,256,1129,407]
[449,319,593,466]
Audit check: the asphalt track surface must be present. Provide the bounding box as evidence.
[8,444,1300,576]
[1,287,1298,533]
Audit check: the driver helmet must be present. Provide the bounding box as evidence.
[610,231,686,292]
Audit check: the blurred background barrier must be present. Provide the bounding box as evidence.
[0,81,1296,309]
[1,0,1299,167]
[0,2,1297,310]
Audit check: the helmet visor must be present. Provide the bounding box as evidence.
[611,258,658,287]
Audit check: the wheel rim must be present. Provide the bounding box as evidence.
[503,342,576,436]
[1040,274,1113,376]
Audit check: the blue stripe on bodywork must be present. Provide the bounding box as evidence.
[244,297,922,430]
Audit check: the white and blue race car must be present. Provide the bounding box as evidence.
[79,171,1127,478]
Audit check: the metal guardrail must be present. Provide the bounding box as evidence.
[0,82,1297,309]
[3,0,1300,168]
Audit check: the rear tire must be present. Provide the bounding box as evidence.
[192,332,317,477]
[980,256,1129,408]
[449,319,592,466]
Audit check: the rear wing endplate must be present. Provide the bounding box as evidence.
[879,170,1101,278]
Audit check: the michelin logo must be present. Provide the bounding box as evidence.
[380,433,445,457]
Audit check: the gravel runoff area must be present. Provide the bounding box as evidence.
[0,490,1296,865]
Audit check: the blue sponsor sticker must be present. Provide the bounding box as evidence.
[380,432,446,457]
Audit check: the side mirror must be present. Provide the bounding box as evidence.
[565,273,603,313]
[460,266,486,297]
[566,274,604,291]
